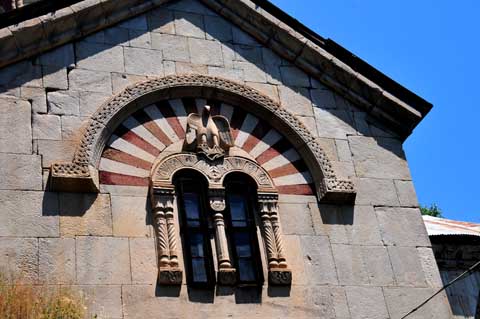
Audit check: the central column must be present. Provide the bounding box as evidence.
[209,187,236,285]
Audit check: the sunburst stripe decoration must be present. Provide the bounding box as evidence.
[99,98,314,195]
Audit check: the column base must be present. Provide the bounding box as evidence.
[158,268,182,285]
[217,268,236,285]
[268,268,292,285]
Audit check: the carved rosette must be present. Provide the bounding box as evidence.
[151,187,182,285]
[258,192,292,285]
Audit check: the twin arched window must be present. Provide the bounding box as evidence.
[174,171,264,287]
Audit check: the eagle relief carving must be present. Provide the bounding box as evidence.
[183,105,234,160]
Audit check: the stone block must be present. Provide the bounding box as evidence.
[60,193,113,237]
[37,139,76,168]
[417,247,443,288]
[234,45,263,64]
[20,87,47,113]
[353,111,371,136]
[278,202,314,235]
[282,235,306,285]
[118,15,148,30]
[42,66,68,90]
[0,154,42,190]
[280,66,310,87]
[111,195,151,237]
[207,67,244,82]
[61,115,87,140]
[314,108,356,139]
[111,72,148,94]
[311,89,337,109]
[346,286,389,319]
[331,161,355,180]
[375,207,430,247]
[348,136,411,180]
[361,245,395,286]
[47,90,79,115]
[39,44,75,67]
[233,61,267,83]
[383,287,452,319]
[39,238,75,284]
[245,82,279,102]
[0,190,59,237]
[124,46,164,76]
[79,91,110,117]
[69,68,112,94]
[0,238,38,283]
[388,246,427,287]
[188,38,223,67]
[104,27,129,46]
[316,137,338,161]
[148,8,175,34]
[0,97,32,154]
[0,60,42,88]
[75,41,125,72]
[76,237,131,284]
[394,180,419,207]
[298,116,319,137]
[299,235,338,285]
[174,11,205,39]
[336,139,352,162]
[175,62,208,74]
[354,178,399,206]
[278,85,313,116]
[130,238,157,284]
[232,26,259,46]
[205,15,232,42]
[32,114,61,140]
[77,285,123,319]
[151,33,189,62]
[332,244,369,285]
[304,286,350,318]
[129,29,152,49]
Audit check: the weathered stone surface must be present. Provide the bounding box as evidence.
[234,45,263,64]
[111,195,151,237]
[394,180,419,207]
[0,97,32,154]
[283,235,306,285]
[104,27,129,46]
[119,15,148,30]
[32,114,61,140]
[244,82,279,102]
[311,89,337,109]
[188,38,223,66]
[346,286,389,319]
[332,244,369,286]
[234,61,267,83]
[148,8,175,34]
[0,154,42,190]
[37,139,76,168]
[304,286,350,318]
[60,193,113,237]
[205,15,232,42]
[174,11,205,39]
[39,238,75,284]
[76,237,131,284]
[417,247,443,288]
[124,46,164,76]
[79,91,110,117]
[375,207,430,247]
[129,29,152,49]
[278,85,313,116]
[336,139,352,162]
[42,66,68,89]
[38,44,75,67]
[208,67,244,82]
[280,66,310,87]
[111,72,147,94]
[175,62,208,74]
[167,0,215,16]
[20,87,47,113]
[0,60,42,88]
[349,136,411,180]
[298,116,319,137]
[278,202,314,235]
[331,161,355,180]
[314,108,356,139]
[61,115,87,140]
[75,41,125,72]
[77,285,123,319]
[0,238,38,283]
[355,178,399,206]
[130,238,157,284]
[0,190,59,237]
[384,287,452,319]
[232,25,258,46]
[388,246,427,287]
[300,235,338,285]
[362,246,395,286]
[151,33,189,62]
[47,90,79,115]
[69,68,112,93]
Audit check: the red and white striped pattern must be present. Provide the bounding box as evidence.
[99,98,314,195]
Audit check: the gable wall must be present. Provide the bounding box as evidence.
[0,0,452,317]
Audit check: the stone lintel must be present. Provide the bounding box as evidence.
[50,163,99,192]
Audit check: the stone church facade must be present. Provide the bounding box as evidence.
[0,0,453,318]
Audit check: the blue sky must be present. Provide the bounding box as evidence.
[270,0,479,222]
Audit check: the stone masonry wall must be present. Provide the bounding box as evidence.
[0,0,452,318]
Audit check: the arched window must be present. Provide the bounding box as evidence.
[224,173,264,286]
[174,170,216,288]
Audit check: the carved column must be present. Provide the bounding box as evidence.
[209,187,236,285]
[151,187,182,285]
[258,193,292,285]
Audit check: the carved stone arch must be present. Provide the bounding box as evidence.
[50,74,355,203]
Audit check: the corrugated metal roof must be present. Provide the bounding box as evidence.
[423,215,480,237]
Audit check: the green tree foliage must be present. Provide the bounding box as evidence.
[420,204,443,217]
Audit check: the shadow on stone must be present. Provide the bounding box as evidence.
[187,286,215,303]
[234,286,262,304]
[215,285,234,296]
[267,285,291,297]
[318,204,354,225]
[56,192,98,216]
[155,283,181,297]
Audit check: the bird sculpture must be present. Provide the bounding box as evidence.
[184,105,234,160]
